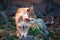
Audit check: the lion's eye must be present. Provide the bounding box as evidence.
[25,19,30,21]
[19,27,20,28]
[26,26,28,28]
[27,9,30,12]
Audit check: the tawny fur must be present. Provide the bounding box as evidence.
[15,6,36,38]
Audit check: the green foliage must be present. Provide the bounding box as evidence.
[49,32,60,40]
[28,26,43,36]
[9,18,15,23]
[0,15,60,40]
[0,29,5,34]
[8,25,16,30]
[0,29,8,36]
[0,22,6,25]
[0,18,6,25]
[7,34,18,40]
[0,18,4,20]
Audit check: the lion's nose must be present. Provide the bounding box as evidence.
[22,35,24,37]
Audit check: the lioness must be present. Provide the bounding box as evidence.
[15,6,36,39]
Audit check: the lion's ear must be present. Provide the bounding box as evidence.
[29,6,34,10]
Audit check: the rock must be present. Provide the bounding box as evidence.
[20,35,34,40]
